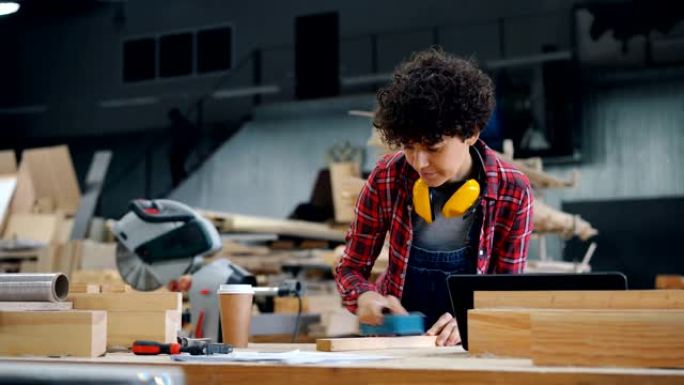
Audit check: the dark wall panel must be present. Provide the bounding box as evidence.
[563,197,684,289]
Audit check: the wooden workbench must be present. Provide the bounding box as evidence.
[2,343,683,385]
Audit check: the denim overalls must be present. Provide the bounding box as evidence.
[400,206,481,328]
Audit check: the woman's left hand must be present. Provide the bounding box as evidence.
[426,312,461,346]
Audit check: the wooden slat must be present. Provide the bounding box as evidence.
[468,309,531,357]
[0,310,106,357]
[100,283,132,293]
[656,275,684,289]
[198,209,345,241]
[531,310,684,368]
[316,336,436,352]
[475,290,684,309]
[533,200,596,241]
[0,150,16,174]
[107,310,180,349]
[11,145,80,216]
[69,283,100,294]
[2,213,62,243]
[71,269,124,285]
[0,302,72,311]
[329,162,361,223]
[69,292,182,312]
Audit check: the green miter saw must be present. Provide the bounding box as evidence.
[113,199,222,291]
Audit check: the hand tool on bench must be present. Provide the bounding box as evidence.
[316,312,433,352]
[359,311,425,336]
[132,339,232,356]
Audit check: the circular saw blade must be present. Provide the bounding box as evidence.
[116,243,193,291]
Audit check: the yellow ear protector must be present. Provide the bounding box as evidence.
[412,178,481,224]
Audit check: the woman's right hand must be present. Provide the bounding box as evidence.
[357,291,408,325]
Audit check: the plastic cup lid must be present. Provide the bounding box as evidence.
[217,284,254,294]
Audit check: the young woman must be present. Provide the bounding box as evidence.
[336,48,533,346]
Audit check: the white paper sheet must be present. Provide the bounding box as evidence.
[170,350,393,364]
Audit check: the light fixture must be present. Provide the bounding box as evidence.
[0,2,19,17]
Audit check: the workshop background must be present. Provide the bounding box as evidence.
[0,0,683,349]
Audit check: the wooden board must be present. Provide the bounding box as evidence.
[0,310,106,357]
[49,240,117,276]
[198,209,345,241]
[54,217,74,244]
[69,283,100,294]
[656,275,684,289]
[475,290,684,309]
[69,292,182,312]
[107,310,180,349]
[2,213,62,243]
[11,145,80,216]
[533,200,597,241]
[468,309,531,357]
[329,162,361,223]
[316,335,436,352]
[53,240,81,276]
[0,301,73,311]
[77,240,117,270]
[100,283,132,293]
[71,269,124,285]
[531,310,684,368]
[0,150,16,174]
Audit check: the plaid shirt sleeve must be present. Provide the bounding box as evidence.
[335,165,389,313]
[491,180,533,273]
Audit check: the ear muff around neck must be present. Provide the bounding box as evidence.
[412,178,434,223]
[412,178,481,224]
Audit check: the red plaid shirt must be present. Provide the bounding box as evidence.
[335,140,533,313]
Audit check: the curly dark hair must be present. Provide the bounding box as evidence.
[373,48,495,147]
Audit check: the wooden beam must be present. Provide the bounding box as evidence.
[100,283,133,293]
[329,162,361,224]
[656,275,684,289]
[2,213,63,244]
[69,283,100,294]
[0,302,72,311]
[509,159,576,189]
[475,290,684,310]
[0,310,106,357]
[198,209,345,241]
[469,309,531,357]
[533,200,597,241]
[69,292,182,312]
[11,145,81,216]
[107,310,180,349]
[0,150,16,174]
[316,336,436,352]
[531,310,684,368]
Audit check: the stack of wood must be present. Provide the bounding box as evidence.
[0,273,182,356]
[0,146,118,277]
[0,273,107,357]
[68,291,182,351]
[468,290,684,368]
